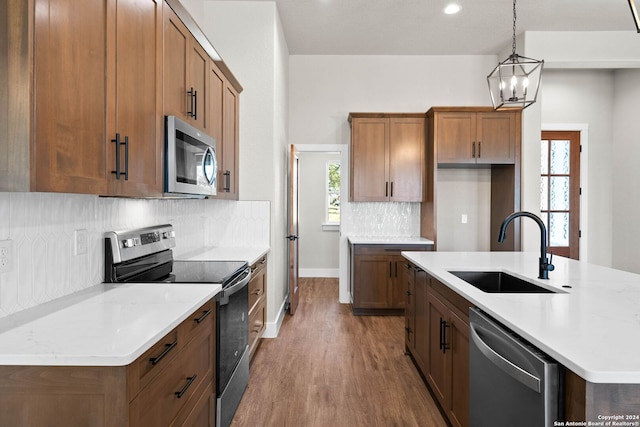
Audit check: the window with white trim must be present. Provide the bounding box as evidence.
[326,161,340,224]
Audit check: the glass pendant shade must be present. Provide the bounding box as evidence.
[487,53,544,110]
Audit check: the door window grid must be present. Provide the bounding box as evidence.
[540,139,571,247]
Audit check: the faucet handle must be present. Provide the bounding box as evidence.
[547,252,555,271]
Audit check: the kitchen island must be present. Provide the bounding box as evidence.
[402,251,640,422]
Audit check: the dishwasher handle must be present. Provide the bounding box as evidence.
[470,322,541,393]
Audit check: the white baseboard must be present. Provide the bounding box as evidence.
[263,298,287,338]
[299,268,339,278]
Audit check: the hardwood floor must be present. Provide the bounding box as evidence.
[231,278,447,427]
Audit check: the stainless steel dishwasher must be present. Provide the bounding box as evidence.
[469,308,563,426]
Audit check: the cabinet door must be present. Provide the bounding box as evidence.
[403,263,416,351]
[350,118,389,201]
[389,117,424,202]
[221,84,239,199]
[475,112,516,164]
[447,307,470,427]
[209,63,225,193]
[111,0,162,197]
[209,63,239,199]
[353,255,391,309]
[188,41,208,132]
[163,4,189,121]
[413,268,429,374]
[34,0,110,194]
[390,256,406,309]
[436,112,476,164]
[426,288,448,406]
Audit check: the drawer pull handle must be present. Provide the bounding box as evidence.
[259,258,266,264]
[149,341,177,365]
[194,309,212,324]
[253,289,263,296]
[175,374,197,399]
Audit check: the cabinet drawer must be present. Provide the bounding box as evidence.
[130,326,214,426]
[135,327,180,389]
[248,300,266,358]
[250,255,267,275]
[170,382,215,427]
[248,271,265,314]
[180,300,215,346]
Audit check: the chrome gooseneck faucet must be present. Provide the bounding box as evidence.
[498,211,555,279]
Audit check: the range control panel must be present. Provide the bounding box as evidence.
[105,224,176,263]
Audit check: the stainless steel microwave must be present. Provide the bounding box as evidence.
[165,115,217,197]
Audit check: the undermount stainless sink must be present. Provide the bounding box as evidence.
[449,271,557,294]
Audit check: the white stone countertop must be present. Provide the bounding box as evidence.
[177,246,270,265]
[401,251,640,384]
[0,283,221,366]
[348,236,435,245]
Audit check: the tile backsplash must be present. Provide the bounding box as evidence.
[344,202,420,237]
[0,192,270,319]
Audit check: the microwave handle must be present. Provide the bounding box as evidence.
[202,147,217,186]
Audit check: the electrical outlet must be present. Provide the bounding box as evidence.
[0,239,13,273]
[461,214,468,224]
[74,229,88,256]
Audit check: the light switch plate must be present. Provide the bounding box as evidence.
[461,214,468,224]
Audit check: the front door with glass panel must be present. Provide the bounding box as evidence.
[540,131,581,260]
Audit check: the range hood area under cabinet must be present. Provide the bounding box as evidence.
[1,0,241,199]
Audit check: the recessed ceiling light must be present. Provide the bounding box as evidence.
[444,4,461,14]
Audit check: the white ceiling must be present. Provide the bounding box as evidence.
[215,0,636,55]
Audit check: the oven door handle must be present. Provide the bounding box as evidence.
[218,268,251,306]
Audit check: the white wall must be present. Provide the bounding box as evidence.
[612,69,640,273]
[298,152,340,276]
[201,1,289,336]
[540,69,615,267]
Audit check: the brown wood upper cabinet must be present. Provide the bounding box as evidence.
[209,63,240,199]
[1,0,163,196]
[163,3,209,133]
[434,108,518,165]
[349,113,425,202]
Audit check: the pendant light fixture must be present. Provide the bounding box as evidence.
[487,0,544,110]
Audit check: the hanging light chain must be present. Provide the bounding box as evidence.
[512,0,517,55]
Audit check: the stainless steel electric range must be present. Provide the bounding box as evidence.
[104,224,250,427]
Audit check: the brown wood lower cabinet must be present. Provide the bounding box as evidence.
[350,243,433,315]
[248,254,268,361]
[426,285,469,427]
[405,261,471,427]
[0,299,216,427]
